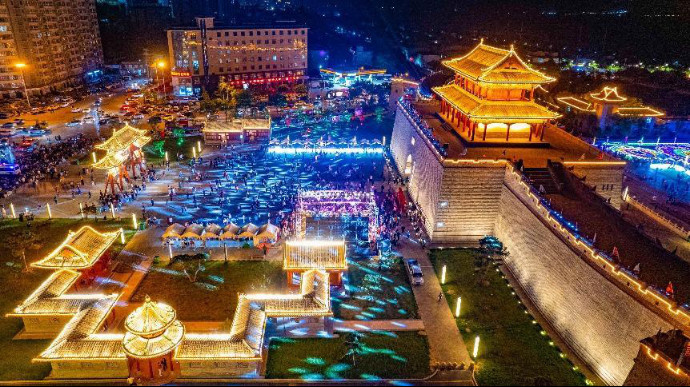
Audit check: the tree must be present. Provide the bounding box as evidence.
[294,83,308,97]
[236,89,254,108]
[9,230,43,271]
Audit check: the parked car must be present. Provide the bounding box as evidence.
[66,120,81,127]
[1,122,16,129]
[405,258,424,286]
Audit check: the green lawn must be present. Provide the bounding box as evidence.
[0,218,132,380]
[131,260,285,321]
[430,248,587,386]
[333,258,418,320]
[143,135,204,163]
[266,331,430,380]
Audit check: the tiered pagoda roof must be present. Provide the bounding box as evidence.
[284,240,347,271]
[95,123,151,153]
[7,270,92,316]
[31,226,119,270]
[442,40,555,86]
[122,296,185,359]
[434,84,560,124]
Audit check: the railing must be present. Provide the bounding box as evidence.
[625,194,690,240]
[397,99,448,158]
[505,163,690,329]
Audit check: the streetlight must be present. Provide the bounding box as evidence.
[14,63,30,109]
[155,60,167,96]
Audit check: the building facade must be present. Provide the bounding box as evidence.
[167,17,307,97]
[0,0,104,98]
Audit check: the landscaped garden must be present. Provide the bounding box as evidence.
[430,248,587,386]
[143,133,204,163]
[0,218,132,380]
[131,258,285,321]
[333,257,418,320]
[265,331,430,380]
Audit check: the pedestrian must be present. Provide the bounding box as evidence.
[438,292,443,302]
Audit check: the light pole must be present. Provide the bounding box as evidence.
[155,60,167,97]
[14,63,30,109]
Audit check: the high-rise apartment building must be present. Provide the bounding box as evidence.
[167,17,307,96]
[0,0,104,98]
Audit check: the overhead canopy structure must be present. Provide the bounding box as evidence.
[32,226,119,270]
[295,190,379,242]
[219,223,240,240]
[254,223,280,245]
[162,223,186,240]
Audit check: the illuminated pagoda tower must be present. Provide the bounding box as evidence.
[122,295,184,382]
[93,124,151,194]
[433,39,559,144]
[0,141,19,175]
[558,86,665,129]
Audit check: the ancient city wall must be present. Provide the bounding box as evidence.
[434,163,506,243]
[564,162,625,209]
[390,105,445,238]
[496,167,675,385]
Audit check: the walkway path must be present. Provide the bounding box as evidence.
[396,237,472,366]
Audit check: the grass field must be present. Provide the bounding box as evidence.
[0,218,131,380]
[333,257,418,320]
[266,331,430,380]
[430,248,587,386]
[131,259,285,321]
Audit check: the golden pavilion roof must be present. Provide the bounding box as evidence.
[122,296,184,359]
[125,296,177,337]
[557,96,594,112]
[122,321,185,359]
[442,41,555,85]
[434,84,560,123]
[284,240,347,271]
[92,152,128,170]
[32,226,119,270]
[95,123,151,152]
[590,86,627,103]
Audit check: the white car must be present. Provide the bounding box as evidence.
[71,107,81,113]
[66,120,81,127]
[405,259,425,286]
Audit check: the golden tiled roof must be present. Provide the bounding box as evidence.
[434,84,560,123]
[443,41,555,85]
[92,152,128,170]
[557,96,594,112]
[245,270,331,317]
[590,86,627,103]
[8,270,86,315]
[617,106,665,117]
[32,226,119,270]
[37,296,125,361]
[284,240,347,271]
[125,296,177,337]
[123,321,185,359]
[95,123,151,152]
